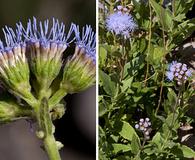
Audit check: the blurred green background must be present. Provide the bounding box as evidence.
[0,0,96,160]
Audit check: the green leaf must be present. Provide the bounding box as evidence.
[174,0,195,16]
[180,145,195,158]
[161,113,179,139]
[132,82,142,89]
[164,88,177,114]
[99,46,107,67]
[99,150,109,160]
[121,77,134,92]
[152,132,164,148]
[123,62,131,78]
[99,97,110,117]
[133,96,142,103]
[99,70,116,97]
[112,155,131,160]
[131,134,141,154]
[150,46,165,65]
[164,113,179,128]
[167,88,177,107]
[172,18,195,45]
[117,121,138,141]
[149,0,173,31]
[143,144,156,155]
[112,143,131,154]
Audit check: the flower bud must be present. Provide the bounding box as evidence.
[60,25,96,93]
[0,27,33,103]
[22,18,74,93]
[61,46,95,93]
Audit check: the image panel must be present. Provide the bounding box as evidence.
[0,0,96,160]
[99,0,195,159]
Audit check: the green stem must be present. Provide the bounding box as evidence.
[17,107,33,117]
[34,98,61,160]
[48,88,67,109]
[145,2,152,86]
[120,40,125,81]
[155,13,167,116]
[43,135,61,160]
[172,0,176,16]
[38,87,51,101]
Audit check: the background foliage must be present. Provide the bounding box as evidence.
[99,0,195,159]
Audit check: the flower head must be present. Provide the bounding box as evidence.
[106,9,137,38]
[0,25,31,99]
[18,17,75,92]
[22,17,74,56]
[0,17,96,103]
[166,61,192,85]
[135,118,152,140]
[60,25,96,93]
[74,25,96,62]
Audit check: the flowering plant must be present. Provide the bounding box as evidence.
[99,0,195,159]
[0,17,96,160]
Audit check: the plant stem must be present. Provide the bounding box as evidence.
[120,39,125,81]
[145,2,152,86]
[172,0,176,16]
[43,134,61,160]
[155,14,167,116]
[34,98,62,160]
[48,88,67,109]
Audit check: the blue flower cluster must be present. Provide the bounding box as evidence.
[166,61,192,85]
[74,25,96,62]
[0,17,96,65]
[135,118,152,140]
[106,5,137,38]
[0,17,96,96]
[0,25,27,67]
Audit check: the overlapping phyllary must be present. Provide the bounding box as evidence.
[99,0,195,159]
